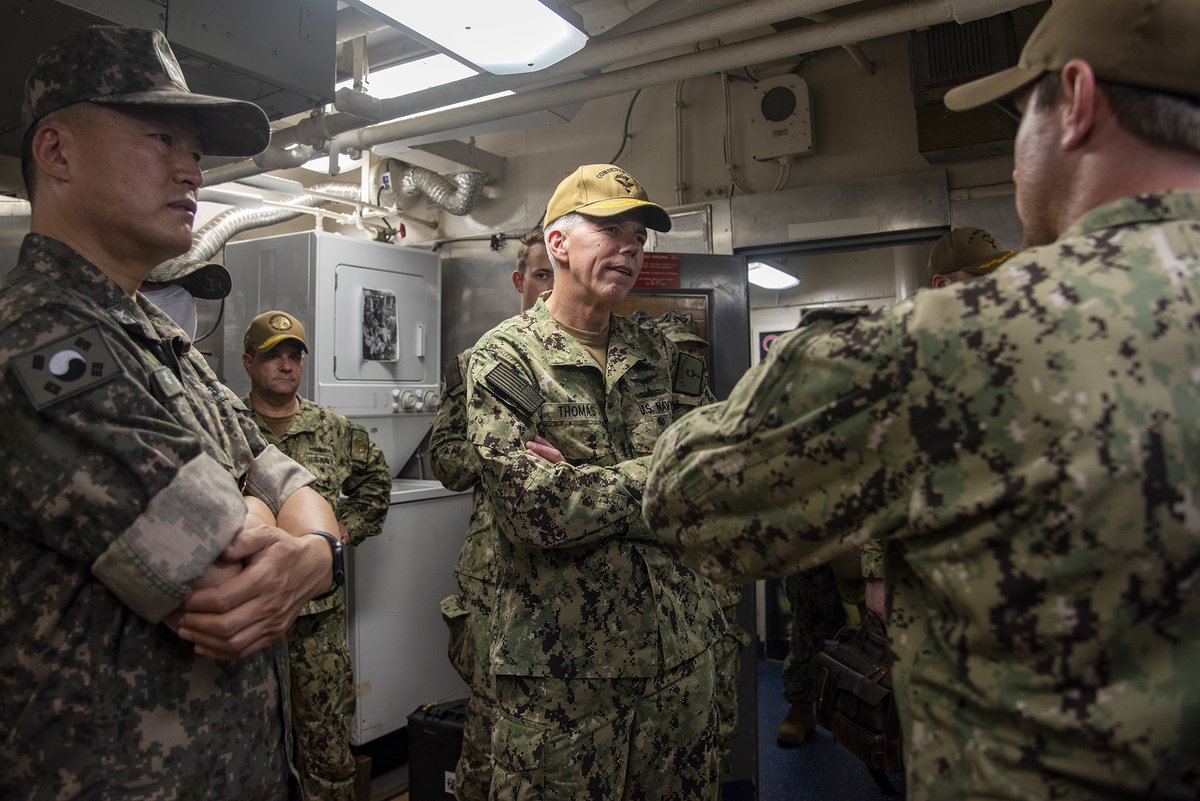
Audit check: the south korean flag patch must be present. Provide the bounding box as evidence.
[12,325,125,411]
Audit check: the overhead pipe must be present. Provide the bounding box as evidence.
[388,163,487,216]
[221,0,865,168]
[206,0,1036,186]
[332,0,862,125]
[148,183,365,281]
[803,12,875,76]
[321,0,1036,168]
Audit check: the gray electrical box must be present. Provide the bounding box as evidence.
[748,74,815,162]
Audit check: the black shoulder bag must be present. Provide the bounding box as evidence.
[809,614,903,795]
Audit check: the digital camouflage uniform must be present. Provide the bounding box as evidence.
[645,192,1200,801]
[466,299,727,800]
[648,312,749,761]
[249,398,391,801]
[431,347,500,801]
[0,234,315,800]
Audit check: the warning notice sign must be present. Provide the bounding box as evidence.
[634,252,681,289]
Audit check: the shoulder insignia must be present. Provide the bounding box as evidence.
[351,429,369,456]
[443,354,464,393]
[207,380,232,405]
[484,362,544,418]
[673,352,705,396]
[104,303,139,327]
[149,367,184,403]
[798,305,871,328]
[11,325,125,411]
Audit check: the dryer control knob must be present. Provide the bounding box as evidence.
[400,390,417,410]
[423,390,440,410]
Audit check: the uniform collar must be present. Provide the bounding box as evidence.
[1061,190,1200,240]
[526,298,647,380]
[17,234,190,354]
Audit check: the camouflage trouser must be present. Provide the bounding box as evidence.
[441,575,497,801]
[490,650,719,801]
[713,602,751,759]
[780,565,845,705]
[288,608,356,801]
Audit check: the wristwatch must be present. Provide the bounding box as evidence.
[308,530,345,597]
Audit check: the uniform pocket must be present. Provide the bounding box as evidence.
[439,594,473,683]
[491,709,547,800]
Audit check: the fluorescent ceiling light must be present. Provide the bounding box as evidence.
[336,55,511,117]
[301,153,362,174]
[748,261,800,290]
[352,0,587,74]
[337,54,477,97]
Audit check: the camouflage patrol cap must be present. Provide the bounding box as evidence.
[945,0,1200,110]
[653,311,708,346]
[928,227,1015,279]
[144,260,232,300]
[23,26,270,157]
[543,164,672,232]
[244,311,308,353]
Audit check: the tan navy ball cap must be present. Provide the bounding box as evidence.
[928,227,1015,279]
[244,311,308,353]
[543,164,672,232]
[945,0,1200,111]
[23,25,270,157]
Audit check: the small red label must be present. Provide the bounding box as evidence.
[635,252,681,289]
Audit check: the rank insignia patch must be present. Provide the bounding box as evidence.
[12,326,125,410]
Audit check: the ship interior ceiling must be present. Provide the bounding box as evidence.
[1,0,1047,798]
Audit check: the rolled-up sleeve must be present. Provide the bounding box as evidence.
[0,305,291,621]
[92,453,246,622]
[243,443,316,516]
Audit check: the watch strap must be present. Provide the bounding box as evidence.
[307,530,345,598]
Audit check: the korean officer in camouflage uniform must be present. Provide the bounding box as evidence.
[645,1,1200,799]
[432,229,552,801]
[243,310,392,801]
[465,165,726,800]
[1,27,341,800]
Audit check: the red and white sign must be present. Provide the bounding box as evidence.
[635,252,681,289]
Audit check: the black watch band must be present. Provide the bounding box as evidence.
[308,530,345,597]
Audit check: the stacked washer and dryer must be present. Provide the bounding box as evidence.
[222,230,469,745]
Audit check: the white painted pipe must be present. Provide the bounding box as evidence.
[206,0,1036,186]
[324,0,1035,165]
[269,0,864,152]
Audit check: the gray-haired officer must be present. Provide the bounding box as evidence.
[1,26,340,799]
[465,164,726,799]
[645,0,1200,798]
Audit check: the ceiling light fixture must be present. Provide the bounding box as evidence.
[338,54,477,97]
[748,261,800,290]
[301,153,362,175]
[349,0,587,75]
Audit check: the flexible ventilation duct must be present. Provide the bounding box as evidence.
[389,163,486,216]
[148,182,363,282]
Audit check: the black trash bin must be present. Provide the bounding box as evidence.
[407,698,469,801]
